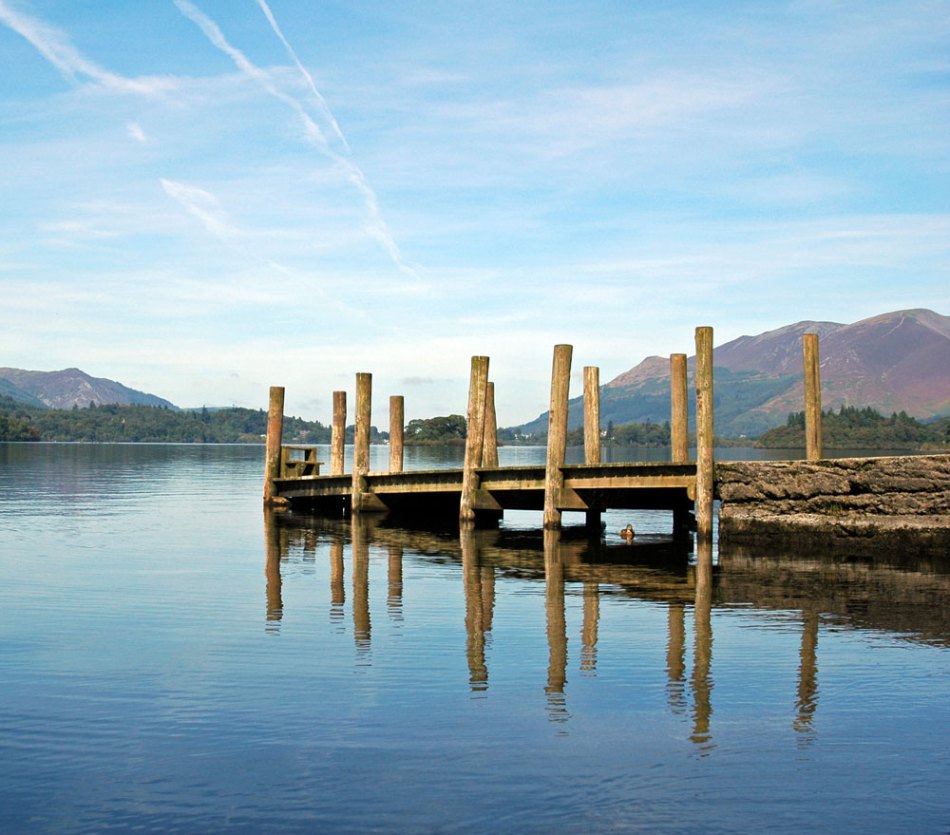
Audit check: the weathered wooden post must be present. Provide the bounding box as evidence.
[351,372,372,513]
[460,356,490,524]
[583,365,602,533]
[694,327,714,542]
[263,385,285,505]
[331,390,346,476]
[482,381,499,468]
[389,395,404,473]
[583,366,601,465]
[543,344,573,530]
[670,353,689,464]
[803,333,823,461]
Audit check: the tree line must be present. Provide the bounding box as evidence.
[2,397,946,450]
[757,405,950,449]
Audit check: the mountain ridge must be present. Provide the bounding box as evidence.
[514,308,950,438]
[0,367,177,411]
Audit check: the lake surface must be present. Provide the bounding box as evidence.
[1,443,948,833]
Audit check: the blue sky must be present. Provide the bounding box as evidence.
[1,0,948,425]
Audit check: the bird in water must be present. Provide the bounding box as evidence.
[619,523,635,540]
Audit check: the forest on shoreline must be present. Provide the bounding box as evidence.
[1,397,947,450]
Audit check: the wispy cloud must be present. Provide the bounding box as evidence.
[174,0,420,280]
[0,0,175,95]
[126,122,148,144]
[160,178,234,240]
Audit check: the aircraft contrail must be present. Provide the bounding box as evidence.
[175,0,420,280]
[255,0,350,153]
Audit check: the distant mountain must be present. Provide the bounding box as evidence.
[0,367,178,410]
[512,309,950,438]
[0,377,48,408]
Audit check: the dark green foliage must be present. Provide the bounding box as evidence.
[405,414,467,444]
[0,397,330,443]
[758,405,949,449]
[567,420,671,447]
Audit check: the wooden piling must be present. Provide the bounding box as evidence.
[670,353,689,464]
[331,390,346,476]
[389,395,404,473]
[482,381,499,468]
[803,333,822,461]
[583,366,601,465]
[694,327,714,542]
[351,372,372,513]
[460,356,490,524]
[263,385,285,505]
[583,366,602,532]
[543,344,573,530]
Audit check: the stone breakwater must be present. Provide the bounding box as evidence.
[716,454,950,556]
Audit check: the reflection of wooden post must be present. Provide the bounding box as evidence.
[329,536,344,621]
[803,334,822,461]
[795,609,820,738]
[694,327,714,542]
[351,373,372,513]
[691,537,714,751]
[670,353,688,464]
[387,544,403,619]
[544,345,573,530]
[263,509,283,629]
[264,386,285,504]
[352,516,370,652]
[581,581,599,676]
[666,603,686,712]
[461,527,488,691]
[544,528,568,721]
[583,366,600,464]
[389,395,404,473]
[460,356,489,524]
[331,391,346,476]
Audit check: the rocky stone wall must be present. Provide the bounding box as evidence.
[715,454,950,556]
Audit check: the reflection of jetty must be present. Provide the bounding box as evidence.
[264,330,718,538]
[265,512,950,744]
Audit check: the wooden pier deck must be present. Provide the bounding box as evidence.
[273,460,697,522]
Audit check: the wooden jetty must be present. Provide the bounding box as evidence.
[264,326,724,537]
[262,326,832,540]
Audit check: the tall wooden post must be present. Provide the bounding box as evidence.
[263,385,285,505]
[583,365,602,533]
[670,353,689,464]
[482,381,499,468]
[460,356,490,524]
[583,366,601,465]
[389,395,404,473]
[803,333,823,461]
[351,372,372,513]
[544,344,573,530]
[694,327,714,542]
[331,390,346,476]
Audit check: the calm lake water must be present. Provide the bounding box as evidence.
[1,443,948,833]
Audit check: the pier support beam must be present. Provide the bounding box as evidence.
[331,391,346,476]
[544,344,573,530]
[264,385,285,505]
[482,381,499,468]
[351,372,372,513]
[389,395,404,473]
[803,333,823,462]
[460,356,490,524]
[694,327,714,542]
